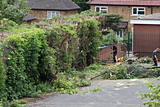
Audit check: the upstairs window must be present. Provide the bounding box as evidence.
[132,7,145,16]
[95,6,108,13]
[47,11,60,19]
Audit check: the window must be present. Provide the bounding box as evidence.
[95,6,108,13]
[47,11,60,19]
[116,30,124,40]
[132,7,145,16]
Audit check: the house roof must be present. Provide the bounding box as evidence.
[87,0,160,6]
[27,0,80,10]
[140,13,160,19]
[23,13,37,21]
[130,13,160,24]
[119,21,128,29]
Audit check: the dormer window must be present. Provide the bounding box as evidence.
[132,7,145,16]
[95,6,108,13]
[47,11,60,19]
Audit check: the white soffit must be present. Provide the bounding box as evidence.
[130,19,160,25]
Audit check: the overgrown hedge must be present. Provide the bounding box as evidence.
[0,27,56,102]
[0,10,123,105]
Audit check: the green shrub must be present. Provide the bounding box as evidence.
[4,100,27,107]
[52,73,91,94]
[0,50,6,101]
[137,57,153,63]
[102,64,159,80]
[138,82,160,107]
[84,64,103,70]
[1,27,56,101]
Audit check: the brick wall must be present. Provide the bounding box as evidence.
[97,44,126,60]
[90,5,160,31]
[29,10,78,20]
[133,24,160,58]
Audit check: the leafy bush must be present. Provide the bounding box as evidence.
[138,82,160,107]
[4,100,27,107]
[0,50,6,101]
[84,64,103,70]
[102,64,159,80]
[137,57,153,63]
[53,73,91,94]
[102,29,122,46]
[0,18,18,32]
[1,27,56,102]
[82,88,101,93]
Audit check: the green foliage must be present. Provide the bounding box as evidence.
[102,29,122,46]
[0,18,18,32]
[137,57,153,63]
[0,50,6,101]
[23,31,43,83]
[4,100,27,107]
[46,23,77,73]
[0,10,125,105]
[0,0,29,24]
[82,88,101,93]
[35,82,54,94]
[1,27,56,102]
[71,0,89,12]
[138,82,160,107]
[84,64,103,71]
[0,101,2,107]
[102,64,159,80]
[80,10,123,31]
[76,18,102,70]
[80,10,103,16]
[53,73,91,94]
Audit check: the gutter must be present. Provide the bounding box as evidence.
[87,4,160,7]
[130,19,160,25]
[31,8,80,11]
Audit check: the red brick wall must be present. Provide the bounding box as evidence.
[29,10,78,20]
[133,24,160,57]
[90,5,160,32]
[97,44,126,60]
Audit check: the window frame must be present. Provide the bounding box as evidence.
[116,29,124,40]
[132,7,145,16]
[47,11,60,19]
[95,6,108,13]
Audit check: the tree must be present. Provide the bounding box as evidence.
[102,29,122,46]
[0,0,29,24]
[72,0,89,12]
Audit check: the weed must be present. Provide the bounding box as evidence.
[82,88,101,93]
[137,82,160,107]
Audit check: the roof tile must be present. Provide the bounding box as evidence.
[87,0,160,6]
[28,0,80,10]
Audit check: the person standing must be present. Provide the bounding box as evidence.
[152,48,160,66]
[112,45,117,63]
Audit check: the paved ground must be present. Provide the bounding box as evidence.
[26,78,160,107]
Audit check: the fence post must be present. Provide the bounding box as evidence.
[127,32,130,57]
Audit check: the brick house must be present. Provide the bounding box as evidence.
[130,13,160,58]
[87,0,160,58]
[87,0,160,32]
[24,0,80,23]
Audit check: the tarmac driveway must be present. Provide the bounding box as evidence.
[26,78,160,107]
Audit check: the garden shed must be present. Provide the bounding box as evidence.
[130,13,160,58]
